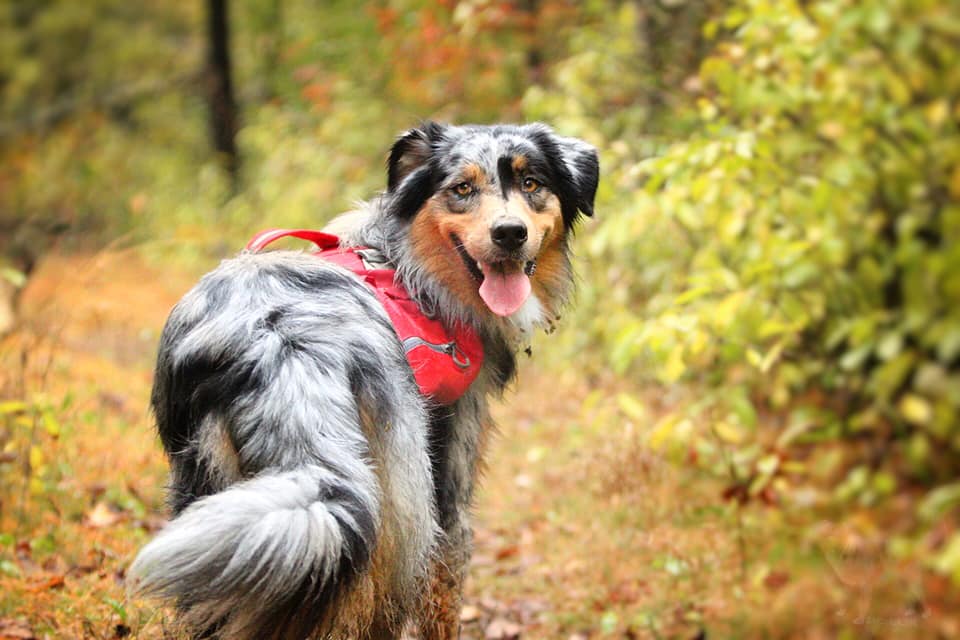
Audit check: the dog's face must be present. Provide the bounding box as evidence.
[386,122,599,318]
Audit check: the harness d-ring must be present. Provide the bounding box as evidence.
[446,342,471,369]
[402,337,472,370]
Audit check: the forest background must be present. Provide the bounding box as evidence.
[1,1,959,638]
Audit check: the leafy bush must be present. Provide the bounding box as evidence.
[536,0,960,579]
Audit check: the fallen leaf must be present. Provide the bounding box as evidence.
[41,556,66,573]
[513,474,533,489]
[495,544,520,561]
[460,604,482,623]
[26,574,65,592]
[86,501,121,528]
[471,553,495,567]
[763,570,790,591]
[0,618,36,640]
[485,617,521,639]
[98,391,129,412]
[608,580,641,605]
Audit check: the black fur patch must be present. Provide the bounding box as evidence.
[387,121,448,192]
[427,406,459,531]
[153,325,262,513]
[387,164,440,220]
[523,127,595,227]
[496,155,514,199]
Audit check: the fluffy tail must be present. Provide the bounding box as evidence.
[129,464,377,639]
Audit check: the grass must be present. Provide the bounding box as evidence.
[0,250,956,639]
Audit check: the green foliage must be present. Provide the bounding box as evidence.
[0,394,65,505]
[542,0,960,579]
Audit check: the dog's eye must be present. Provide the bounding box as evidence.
[452,182,473,197]
[521,177,541,193]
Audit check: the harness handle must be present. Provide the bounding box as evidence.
[246,228,340,252]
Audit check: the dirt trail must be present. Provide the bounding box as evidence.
[0,252,953,639]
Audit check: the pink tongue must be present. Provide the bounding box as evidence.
[478,264,531,316]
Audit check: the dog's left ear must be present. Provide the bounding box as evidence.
[523,124,599,227]
[555,135,600,220]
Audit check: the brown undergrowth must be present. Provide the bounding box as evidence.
[0,252,956,639]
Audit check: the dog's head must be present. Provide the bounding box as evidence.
[385,122,599,319]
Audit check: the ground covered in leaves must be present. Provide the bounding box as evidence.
[1,252,957,639]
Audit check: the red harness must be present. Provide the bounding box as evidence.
[247,229,484,405]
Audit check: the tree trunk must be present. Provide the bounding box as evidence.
[206,0,239,188]
[521,0,543,85]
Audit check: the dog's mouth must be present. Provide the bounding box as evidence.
[451,234,535,317]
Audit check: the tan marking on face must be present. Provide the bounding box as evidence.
[460,163,484,185]
[409,199,490,315]
[512,155,528,173]
[408,163,569,317]
[524,192,568,317]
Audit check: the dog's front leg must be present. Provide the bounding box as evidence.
[418,401,488,640]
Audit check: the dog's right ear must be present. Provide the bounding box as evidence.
[385,122,448,220]
[387,121,447,192]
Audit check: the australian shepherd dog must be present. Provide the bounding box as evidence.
[130,122,599,639]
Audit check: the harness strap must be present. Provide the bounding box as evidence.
[247,228,340,252]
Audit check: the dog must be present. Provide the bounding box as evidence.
[129,122,599,639]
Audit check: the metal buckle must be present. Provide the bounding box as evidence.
[402,337,471,369]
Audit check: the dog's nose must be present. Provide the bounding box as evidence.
[490,219,528,252]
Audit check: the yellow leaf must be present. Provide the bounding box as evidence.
[616,393,647,422]
[0,401,28,415]
[649,414,680,450]
[760,339,786,373]
[29,477,45,496]
[780,461,806,475]
[29,446,44,470]
[662,346,686,383]
[757,454,780,476]
[949,164,960,200]
[714,420,745,444]
[86,501,121,528]
[713,291,746,330]
[899,394,933,426]
[818,121,844,140]
[42,411,60,437]
[687,329,710,358]
[698,98,718,121]
[925,99,949,127]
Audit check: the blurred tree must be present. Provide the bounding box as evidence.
[0,1,200,332]
[249,0,284,100]
[206,0,240,189]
